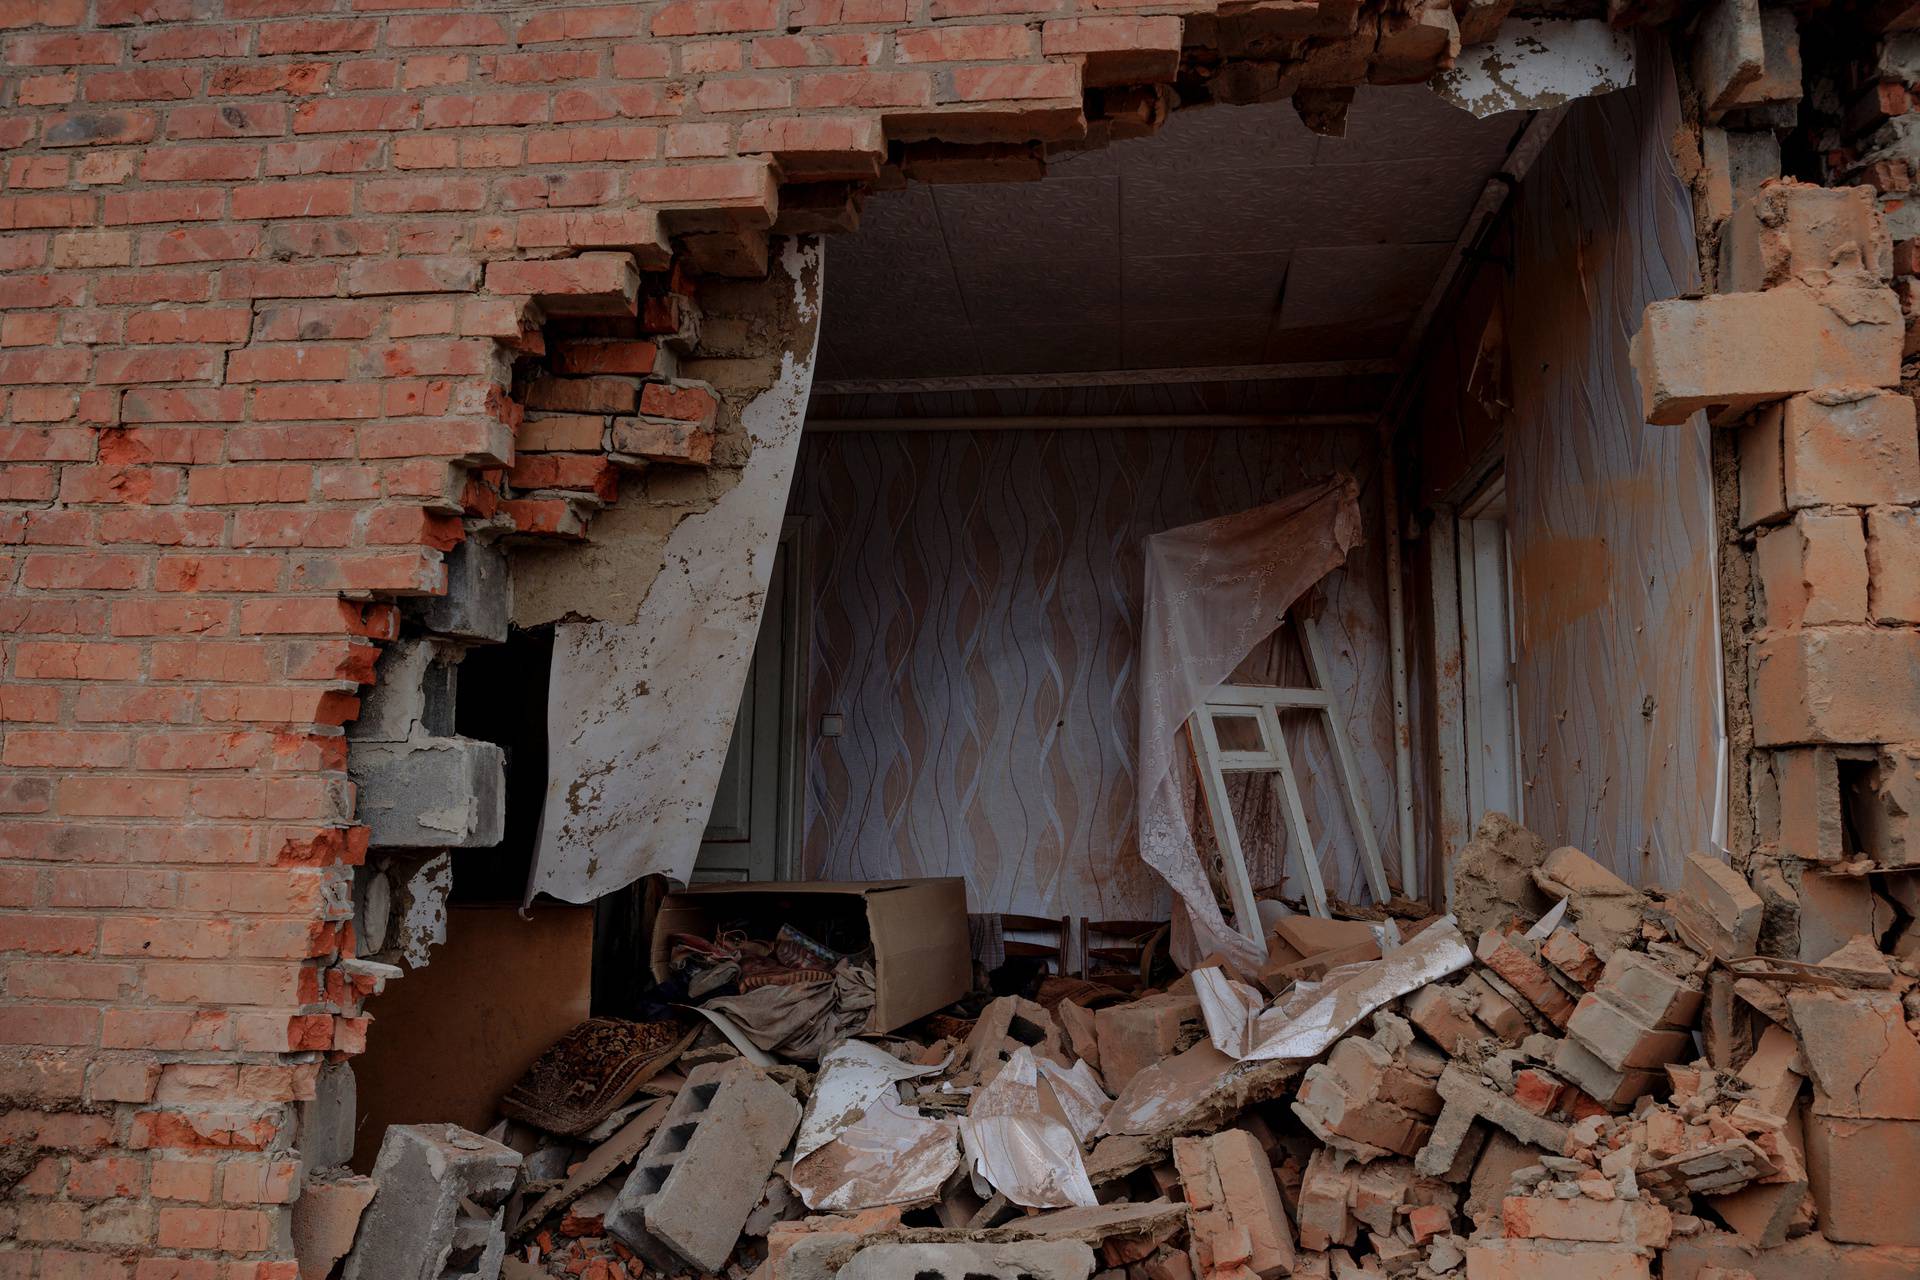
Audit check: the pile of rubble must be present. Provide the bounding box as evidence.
[304,814,1920,1279]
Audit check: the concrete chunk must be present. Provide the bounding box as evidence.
[1416,1065,1569,1180]
[608,1059,801,1274]
[342,1123,522,1280]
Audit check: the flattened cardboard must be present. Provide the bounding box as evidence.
[650,878,970,1033]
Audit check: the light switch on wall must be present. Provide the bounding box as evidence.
[819,714,844,738]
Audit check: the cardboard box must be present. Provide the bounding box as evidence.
[650,878,970,1033]
[352,904,594,1171]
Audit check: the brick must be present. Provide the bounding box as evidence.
[1502,1194,1672,1246]
[737,114,885,179]
[1630,288,1902,426]
[484,253,639,316]
[1779,390,1920,508]
[1094,992,1200,1092]
[1173,1128,1296,1279]
[1474,931,1575,1026]
[1041,15,1183,84]
[606,1060,801,1273]
[607,416,713,465]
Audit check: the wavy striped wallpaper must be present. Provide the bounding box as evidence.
[786,427,1400,922]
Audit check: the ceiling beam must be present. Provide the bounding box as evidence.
[808,358,1398,398]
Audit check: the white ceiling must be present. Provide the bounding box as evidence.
[816,86,1525,383]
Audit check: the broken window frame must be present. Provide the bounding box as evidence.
[1187,614,1393,922]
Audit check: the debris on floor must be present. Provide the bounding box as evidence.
[329,835,1920,1278]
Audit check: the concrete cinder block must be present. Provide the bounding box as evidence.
[342,1123,521,1280]
[1751,626,1920,747]
[1589,950,1702,1029]
[1692,0,1765,121]
[608,1059,802,1274]
[416,536,510,644]
[1725,182,1890,293]
[1753,511,1869,629]
[1550,1036,1662,1111]
[1669,854,1764,960]
[351,638,457,743]
[350,737,505,849]
[1565,993,1693,1072]
[1853,744,1920,867]
[1737,405,1789,529]
[1803,1113,1920,1245]
[299,1061,357,1173]
[1772,746,1847,861]
[1867,507,1920,624]
[1630,288,1902,426]
[1781,390,1920,509]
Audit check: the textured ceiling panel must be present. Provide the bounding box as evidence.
[818,86,1524,390]
[1278,242,1455,330]
[1122,250,1291,321]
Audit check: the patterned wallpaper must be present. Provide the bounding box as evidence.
[786,427,1401,921]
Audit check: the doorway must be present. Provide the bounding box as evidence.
[693,525,808,883]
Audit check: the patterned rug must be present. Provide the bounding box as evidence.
[500,1017,696,1137]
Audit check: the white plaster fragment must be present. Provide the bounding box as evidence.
[527,238,825,903]
[398,853,451,968]
[1431,19,1635,119]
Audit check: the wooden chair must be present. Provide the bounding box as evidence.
[997,913,1073,975]
[1078,918,1164,990]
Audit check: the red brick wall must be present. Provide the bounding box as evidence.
[0,0,1490,1269]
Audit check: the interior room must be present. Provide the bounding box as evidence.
[344,65,1724,1177]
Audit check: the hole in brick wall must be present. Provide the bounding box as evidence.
[451,624,555,905]
[1838,756,1877,860]
[688,1081,721,1110]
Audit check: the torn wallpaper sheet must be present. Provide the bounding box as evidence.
[959,1049,1101,1209]
[1194,919,1474,1061]
[959,1113,1098,1209]
[794,1040,945,1163]
[526,241,824,904]
[1139,476,1364,972]
[790,1093,959,1211]
[1035,1058,1111,1147]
